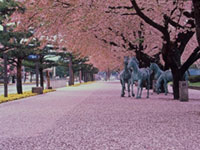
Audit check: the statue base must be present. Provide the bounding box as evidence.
[179,81,188,102]
[32,87,43,94]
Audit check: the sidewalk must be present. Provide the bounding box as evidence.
[0,81,200,150]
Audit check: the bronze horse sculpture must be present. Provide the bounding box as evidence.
[150,63,188,95]
[150,63,163,80]
[128,57,151,99]
[120,56,131,97]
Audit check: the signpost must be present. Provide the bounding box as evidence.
[27,54,39,87]
[28,54,43,94]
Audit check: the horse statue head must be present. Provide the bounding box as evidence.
[127,56,139,70]
[124,56,129,66]
[150,63,157,72]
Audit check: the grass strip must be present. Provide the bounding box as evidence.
[0,89,56,104]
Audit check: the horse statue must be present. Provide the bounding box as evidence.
[120,56,131,97]
[150,63,163,80]
[156,70,173,95]
[150,63,174,95]
[150,63,188,95]
[127,57,150,99]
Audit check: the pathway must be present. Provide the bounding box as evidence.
[0,81,200,150]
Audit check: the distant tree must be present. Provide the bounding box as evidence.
[24,43,61,88]
[23,60,35,83]
[58,51,89,85]
[56,65,68,78]
[80,63,99,82]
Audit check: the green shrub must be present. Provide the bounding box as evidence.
[189,75,200,83]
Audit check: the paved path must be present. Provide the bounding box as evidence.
[0,81,200,150]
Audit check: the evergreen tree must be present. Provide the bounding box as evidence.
[0,0,24,96]
[0,30,38,94]
[58,51,90,85]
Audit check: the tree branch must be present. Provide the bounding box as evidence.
[193,0,200,46]
[121,13,137,16]
[181,46,200,74]
[163,14,184,29]
[56,0,71,8]
[108,6,134,10]
[177,30,195,55]
[130,0,166,35]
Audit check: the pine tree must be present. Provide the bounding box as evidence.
[0,0,24,96]
[0,30,38,94]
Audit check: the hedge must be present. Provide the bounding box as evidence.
[188,75,200,83]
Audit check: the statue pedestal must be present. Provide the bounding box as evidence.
[32,87,43,94]
[179,81,188,102]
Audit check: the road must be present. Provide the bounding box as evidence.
[0,81,200,150]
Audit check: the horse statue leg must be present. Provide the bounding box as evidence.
[120,79,125,97]
[131,79,135,97]
[128,79,131,97]
[136,80,142,99]
[146,77,150,98]
[164,79,168,95]
[139,86,143,98]
[156,78,162,94]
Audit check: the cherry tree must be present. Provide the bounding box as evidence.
[125,0,199,99]
[11,0,200,99]
[193,0,200,46]
[11,0,138,71]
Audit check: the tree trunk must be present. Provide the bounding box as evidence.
[46,70,50,89]
[12,75,15,83]
[68,55,74,85]
[79,70,82,83]
[30,72,33,82]
[16,59,23,94]
[106,68,111,81]
[83,72,87,82]
[36,62,39,87]
[39,68,44,88]
[84,72,88,82]
[162,41,182,99]
[90,73,92,81]
[193,0,200,46]
[3,52,8,97]
[171,67,187,100]
[91,73,94,81]
[84,72,87,82]
[24,72,27,83]
[171,69,181,99]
